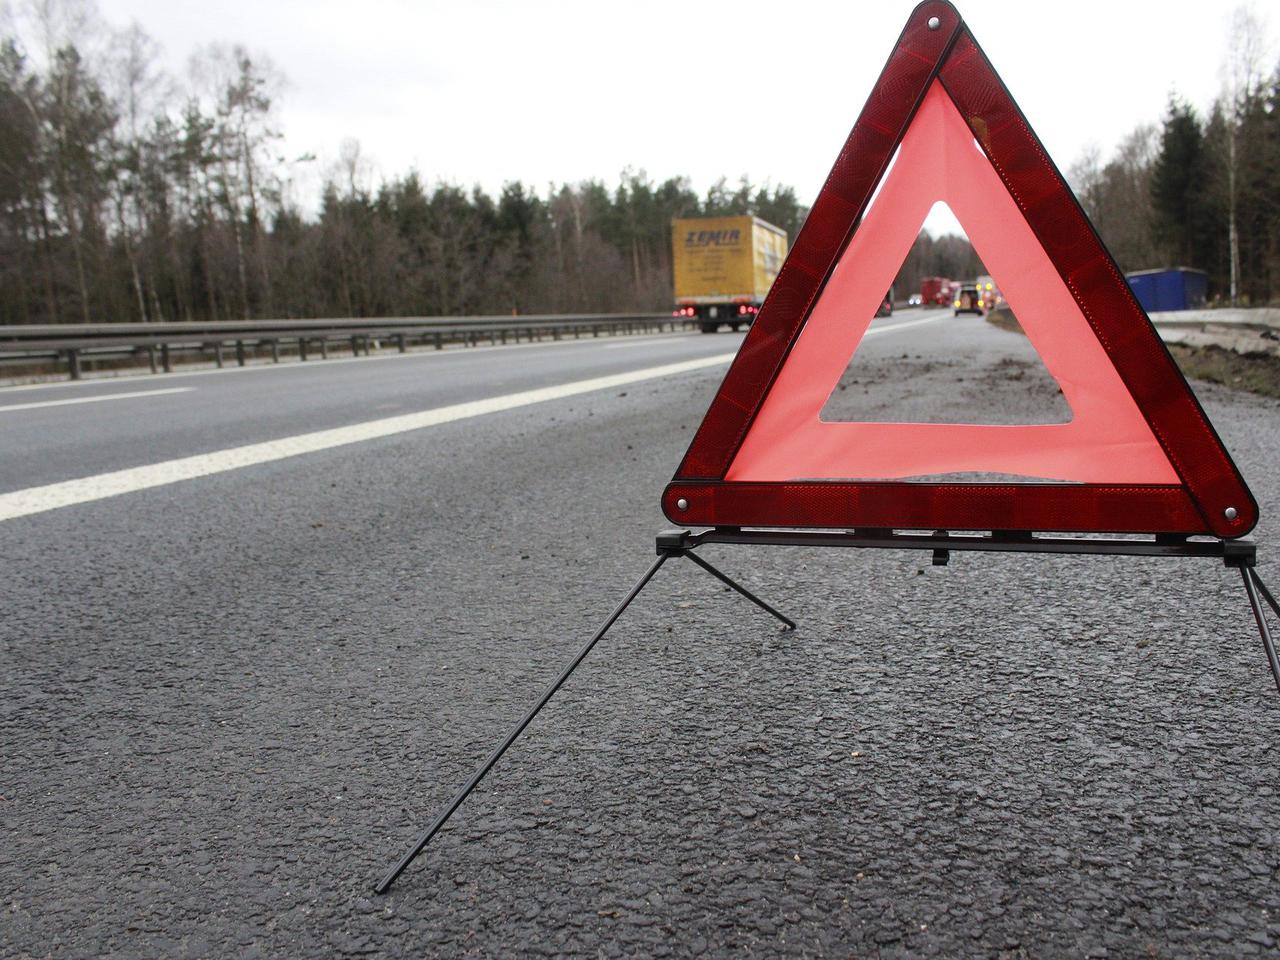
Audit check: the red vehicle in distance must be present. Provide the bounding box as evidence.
[920,276,953,307]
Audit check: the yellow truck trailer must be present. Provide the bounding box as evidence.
[671,215,788,333]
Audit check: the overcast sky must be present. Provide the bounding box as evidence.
[92,0,1274,235]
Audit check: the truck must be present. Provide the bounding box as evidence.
[671,215,788,333]
[1125,268,1207,312]
[920,276,952,307]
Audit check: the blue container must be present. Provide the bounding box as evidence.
[1125,268,1208,312]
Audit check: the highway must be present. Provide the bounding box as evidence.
[4,309,1280,956]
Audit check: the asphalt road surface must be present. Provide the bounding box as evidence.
[3,310,1279,957]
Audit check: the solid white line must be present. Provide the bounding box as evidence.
[0,386,192,413]
[865,314,947,336]
[601,336,692,349]
[0,353,735,522]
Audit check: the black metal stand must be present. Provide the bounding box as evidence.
[374,538,793,894]
[1240,564,1280,694]
[376,526,1278,894]
[659,526,1278,697]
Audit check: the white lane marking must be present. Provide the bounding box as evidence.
[601,336,697,349]
[0,386,192,413]
[0,313,940,519]
[0,330,701,394]
[0,353,735,522]
[865,314,947,336]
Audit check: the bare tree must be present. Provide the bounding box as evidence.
[189,42,282,319]
[1221,3,1269,303]
[104,21,163,319]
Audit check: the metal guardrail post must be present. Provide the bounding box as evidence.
[213,342,224,368]
[397,334,406,353]
[434,332,443,350]
[161,343,171,373]
[147,346,157,374]
[300,338,309,361]
[320,338,329,359]
[270,339,280,363]
[236,340,246,366]
[66,349,81,380]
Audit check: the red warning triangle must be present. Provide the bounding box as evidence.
[663,1,1256,539]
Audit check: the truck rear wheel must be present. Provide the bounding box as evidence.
[700,322,718,334]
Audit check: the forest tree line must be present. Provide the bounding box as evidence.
[1,2,1275,326]
[1070,8,1279,305]
[0,3,806,325]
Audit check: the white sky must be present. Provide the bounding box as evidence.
[94,0,1274,236]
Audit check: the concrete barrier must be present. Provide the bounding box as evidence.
[1150,308,1280,357]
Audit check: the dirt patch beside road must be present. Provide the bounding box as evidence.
[986,307,1280,398]
[1167,343,1280,398]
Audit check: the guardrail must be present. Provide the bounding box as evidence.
[0,313,692,381]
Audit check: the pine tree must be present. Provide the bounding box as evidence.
[1150,97,1209,270]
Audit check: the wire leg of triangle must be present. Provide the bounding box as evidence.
[682,549,797,630]
[374,544,794,894]
[1240,565,1280,696]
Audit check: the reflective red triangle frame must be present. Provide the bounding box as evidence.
[662,0,1257,539]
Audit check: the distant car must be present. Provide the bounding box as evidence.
[875,293,893,317]
[907,293,922,306]
[954,284,984,316]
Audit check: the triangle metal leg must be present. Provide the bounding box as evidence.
[375,551,670,894]
[1248,567,1280,620]
[374,540,797,894]
[681,550,796,631]
[375,532,1270,896]
[1240,566,1280,696]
